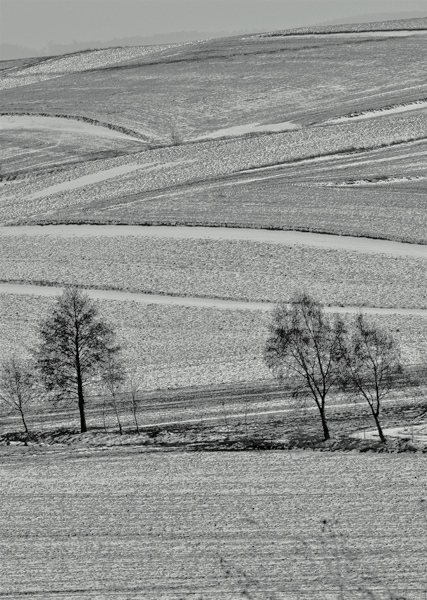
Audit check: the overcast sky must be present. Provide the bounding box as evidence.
[1,0,426,49]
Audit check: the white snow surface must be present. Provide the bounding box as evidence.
[326,101,427,124]
[1,283,427,316]
[0,115,145,141]
[26,164,152,200]
[352,423,427,443]
[1,225,426,258]
[195,121,300,140]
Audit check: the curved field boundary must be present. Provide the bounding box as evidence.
[25,165,154,200]
[194,120,301,141]
[326,99,427,124]
[0,112,148,142]
[1,283,427,315]
[1,225,426,258]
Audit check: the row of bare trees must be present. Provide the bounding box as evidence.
[0,287,142,435]
[0,287,419,442]
[265,292,407,443]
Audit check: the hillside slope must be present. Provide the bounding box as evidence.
[0,19,426,392]
[1,19,426,143]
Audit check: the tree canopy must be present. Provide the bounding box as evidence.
[35,286,120,433]
[264,292,345,441]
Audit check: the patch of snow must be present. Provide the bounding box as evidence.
[326,100,427,123]
[0,114,145,142]
[351,423,427,443]
[24,160,192,201]
[320,175,427,187]
[23,159,193,201]
[194,121,300,140]
[2,225,425,259]
[26,164,150,201]
[1,283,427,316]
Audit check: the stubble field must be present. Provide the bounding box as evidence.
[1,451,426,599]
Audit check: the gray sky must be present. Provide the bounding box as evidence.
[1,0,426,49]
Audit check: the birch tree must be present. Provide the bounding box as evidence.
[339,313,403,444]
[264,293,345,441]
[0,357,37,434]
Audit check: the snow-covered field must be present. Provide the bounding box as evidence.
[0,18,426,396]
[325,100,427,124]
[2,27,425,141]
[2,283,427,316]
[1,111,425,226]
[1,452,426,598]
[0,114,146,141]
[1,21,427,600]
[1,292,426,391]
[0,44,179,91]
[0,228,426,308]
[1,224,425,257]
[194,120,301,140]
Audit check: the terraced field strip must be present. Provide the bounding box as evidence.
[0,114,146,142]
[1,225,426,257]
[2,283,427,316]
[326,100,427,123]
[194,120,301,140]
[26,164,154,200]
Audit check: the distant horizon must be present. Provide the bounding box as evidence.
[1,0,426,61]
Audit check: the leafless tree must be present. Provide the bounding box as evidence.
[0,357,38,434]
[128,372,142,435]
[264,292,345,441]
[101,347,125,435]
[35,287,120,433]
[170,124,182,146]
[338,313,403,444]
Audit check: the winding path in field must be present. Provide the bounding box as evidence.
[1,282,426,316]
[1,225,426,257]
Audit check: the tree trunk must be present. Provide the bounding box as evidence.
[319,405,330,441]
[102,397,108,432]
[77,376,87,433]
[133,408,140,435]
[19,407,29,435]
[75,344,87,433]
[111,394,123,435]
[371,408,386,444]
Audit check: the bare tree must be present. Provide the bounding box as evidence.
[170,124,182,146]
[101,347,125,435]
[0,357,38,434]
[264,292,345,441]
[35,287,120,433]
[128,372,141,435]
[339,313,403,444]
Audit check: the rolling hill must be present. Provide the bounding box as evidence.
[0,17,426,391]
